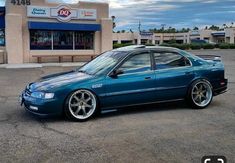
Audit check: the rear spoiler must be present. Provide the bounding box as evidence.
[196,55,221,62]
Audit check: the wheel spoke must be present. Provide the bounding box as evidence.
[74,106,81,115]
[73,95,79,102]
[81,92,85,100]
[70,103,78,107]
[85,103,92,108]
[198,95,202,104]
[198,84,203,91]
[82,107,87,116]
[85,97,91,102]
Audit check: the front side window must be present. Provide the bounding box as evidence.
[30,30,52,50]
[79,51,128,75]
[118,53,151,74]
[153,52,191,70]
[53,31,73,50]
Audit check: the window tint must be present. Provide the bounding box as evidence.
[119,53,151,74]
[53,31,73,50]
[154,52,191,70]
[29,30,95,50]
[75,31,94,50]
[30,30,52,50]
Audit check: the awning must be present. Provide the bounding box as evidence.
[211,31,225,36]
[28,21,101,31]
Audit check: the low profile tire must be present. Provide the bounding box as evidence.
[187,79,213,109]
[64,89,98,122]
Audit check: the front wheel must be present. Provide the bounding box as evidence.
[64,89,98,121]
[187,79,213,109]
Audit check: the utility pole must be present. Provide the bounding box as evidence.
[161,24,166,44]
[138,21,141,33]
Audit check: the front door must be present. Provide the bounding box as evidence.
[102,51,156,109]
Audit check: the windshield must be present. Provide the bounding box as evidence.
[78,51,128,75]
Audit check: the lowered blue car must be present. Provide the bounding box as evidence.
[20,45,227,121]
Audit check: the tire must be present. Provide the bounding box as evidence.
[64,89,98,122]
[187,79,213,109]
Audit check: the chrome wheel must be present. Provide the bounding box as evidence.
[68,90,97,120]
[191,81,212,107]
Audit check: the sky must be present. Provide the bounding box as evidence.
[1,0,235,31]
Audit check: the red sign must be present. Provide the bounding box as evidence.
[57,8,71,18]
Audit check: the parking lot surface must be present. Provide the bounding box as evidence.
[0,49,234,163]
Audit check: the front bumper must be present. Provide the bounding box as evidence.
[20,90,63,117]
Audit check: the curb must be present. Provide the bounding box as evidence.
[0,62,86,69]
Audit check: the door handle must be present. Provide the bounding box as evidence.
[145,77,152,80]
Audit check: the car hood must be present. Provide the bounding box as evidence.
[29,71,92,91]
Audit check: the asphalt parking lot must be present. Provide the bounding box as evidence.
[0,49,234,163]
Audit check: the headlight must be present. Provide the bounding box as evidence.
[31,92,54,99]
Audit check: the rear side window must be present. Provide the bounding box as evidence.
[153,52,191,70]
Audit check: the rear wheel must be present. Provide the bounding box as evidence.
[65,89,98,121]
[187,79,213,109]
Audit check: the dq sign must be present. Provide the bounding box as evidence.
[51,5,77,22]
[58,8,71,18]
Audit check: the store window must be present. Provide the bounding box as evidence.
[75,31,94,50]
[30,30,95,50]
[30,30,52,50]
[0,29,4,46]
[53,31,73,50]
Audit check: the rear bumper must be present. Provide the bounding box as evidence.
[213,79,228,96]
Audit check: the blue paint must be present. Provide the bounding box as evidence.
[28,21,101,31]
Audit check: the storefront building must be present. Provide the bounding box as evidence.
[3,0,112,64]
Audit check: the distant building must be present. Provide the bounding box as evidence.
[113,28,235,45]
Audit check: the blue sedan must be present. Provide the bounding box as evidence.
[20,45,228,121]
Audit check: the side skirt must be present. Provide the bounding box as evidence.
[101,98,185,111]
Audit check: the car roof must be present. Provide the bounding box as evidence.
[112,45,180,53]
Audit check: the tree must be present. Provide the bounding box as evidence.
[121,30,126,33]
[230,22,234,28]
[193,27,199,30]
[209,25,220,30]
[223,24,227,29]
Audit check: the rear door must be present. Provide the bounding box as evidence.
[152,50,195,100]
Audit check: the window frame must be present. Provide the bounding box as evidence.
[108,50,154,76]
[151,50,192,71]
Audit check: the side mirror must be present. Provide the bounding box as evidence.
[109,69,124,78]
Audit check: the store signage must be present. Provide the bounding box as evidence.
[27,6,50,18]
[51,5,77,22]
[27,5,97,22]
[78,9,97,20]
[140,32,153,36]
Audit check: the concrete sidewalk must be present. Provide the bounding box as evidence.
[0,62,86,69]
